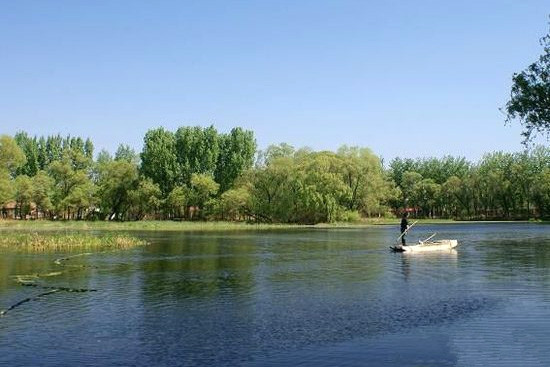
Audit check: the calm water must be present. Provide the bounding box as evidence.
[1,223,550,366]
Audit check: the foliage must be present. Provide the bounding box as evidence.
[0,170,13,206]
[214,127,256,192]
[128,178,162,220]
[175,125,220,183]
[247,146,392,224]
[3,128,550,223]
[388,146,550,219]
[32,171,54,218]
[14,175,33,218]
[505,26,550,143]
[189,173,219,218]
[166,186,188,219]
[0,135,26,176]
[140,128,178,196]
[97,160,139,220]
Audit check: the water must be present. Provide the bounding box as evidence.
[1,223,550,366]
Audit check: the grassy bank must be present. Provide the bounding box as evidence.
[0,218,533,233]
[0,220,310,232]
[0,232,147,252]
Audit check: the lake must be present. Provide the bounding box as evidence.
[1,223,550,366]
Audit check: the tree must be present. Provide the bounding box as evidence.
[189,173,219,218]
[0,170,14,207]
[505,25,550,143]
[218,187,251,221]
[84,138,94,160]
[32,171,54,219]
[48,158,75,216]
[128,178,162,220]
[14,175,33,219]
[214,127,256,193]
[336,146,391,216]
[140,128,178,196]
[97,160,139,220]
[401,171,423,213]
[166,186,188,219]
[14,132,39,177]
[0,135,26,176]
[256,143,295,167]
[63,176,96,220]
[175,125,220,184]
[532,168,550,218]
[115,144,139,164]
[416,178,441,218]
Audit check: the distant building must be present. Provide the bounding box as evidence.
[1,200,39,220]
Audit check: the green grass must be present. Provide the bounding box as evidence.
[0,217,537,234]
[0,232,147,252]
[0,219,316,232]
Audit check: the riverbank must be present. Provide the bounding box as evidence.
[0,218,543,232]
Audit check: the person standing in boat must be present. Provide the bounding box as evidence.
[400,212,409,246]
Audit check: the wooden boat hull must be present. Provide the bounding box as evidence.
[390,240,458,253]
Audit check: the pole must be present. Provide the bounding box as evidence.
[396,220,418,243]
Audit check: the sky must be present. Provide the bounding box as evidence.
[1,0,549,163]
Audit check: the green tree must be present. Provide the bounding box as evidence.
[128,178,162,220]
[48,158,75,216]
[401,171,423,214]
[97,160,139,220]
[45,135,63,165]
[84,138,94,160]
[504,25,550,143]
[63,175,96,220]
[0,135,26,176]
[416,178,441,218]
[189,173,219,218]
[140,127,177,196]
[336,146,391,216]
[166,186,188,219]
[218,187,251,221]
[115,144,139,164]
[175,125,220,183]
[533,168,550,217]
[14,132,39,177]
[0,170,14,207]
[32,170,54,219]
[14,175,33,219]
[215,127,256,193]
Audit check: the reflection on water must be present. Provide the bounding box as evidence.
[0,223,549,366]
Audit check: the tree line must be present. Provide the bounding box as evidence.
[0,128,548,223]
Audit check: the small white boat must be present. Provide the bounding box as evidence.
[390,239,458,253]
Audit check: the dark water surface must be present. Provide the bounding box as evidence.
[1,223,550,366]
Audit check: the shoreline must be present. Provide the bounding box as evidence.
[0,219,546,233]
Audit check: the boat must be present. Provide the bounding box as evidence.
[390,239,458,253]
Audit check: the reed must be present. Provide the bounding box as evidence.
[0,232,147,252]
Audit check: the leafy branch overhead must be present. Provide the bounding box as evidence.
[505,25,550,143]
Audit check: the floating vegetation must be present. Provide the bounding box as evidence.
[1,251,103,317]
[0,232,147,252]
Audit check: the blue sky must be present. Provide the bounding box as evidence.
[1,0,549,162]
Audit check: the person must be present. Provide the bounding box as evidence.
[400,212,409,246]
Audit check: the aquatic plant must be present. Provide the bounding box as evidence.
[0,232,147,252]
